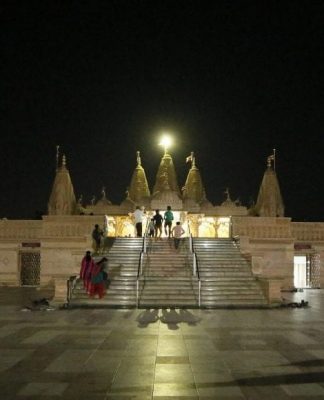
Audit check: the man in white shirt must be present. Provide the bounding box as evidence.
[172,221,185,249]
[133,206,145,237]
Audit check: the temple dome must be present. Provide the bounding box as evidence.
[200,198,213,209]
[120,197,135,211]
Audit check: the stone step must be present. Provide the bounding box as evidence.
[201,284,261,290]
[202,290,264,297]
[198,270,251,275]
[138,300,198,307]
[201,300,268,308]
[144,266,191,271]
[198,265,251,270]
[70,299,137,307]
[142,279,194,283]
[196,256,245,260]
[140,291,197,298]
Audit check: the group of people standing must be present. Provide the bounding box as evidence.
[80,251,108,299]
[133,205,185,249]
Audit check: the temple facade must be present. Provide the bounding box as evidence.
[0,149,323,303]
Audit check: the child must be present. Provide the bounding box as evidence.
[148,218,155,237]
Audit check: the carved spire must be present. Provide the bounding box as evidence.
[153,151,181,196]
[255,152,284,217]
[182,153,208,204]
[48,153,77,215]
[127,151,150,203]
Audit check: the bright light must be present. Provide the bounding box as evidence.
[159,134,172,154]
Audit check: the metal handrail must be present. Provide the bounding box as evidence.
[141,218,151,254]
[188,232,201,307]
[136,252,143,307]
[136,219,150,306]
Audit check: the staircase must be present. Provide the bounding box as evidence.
[138,238,199,308]
[69,238,143,307]
[194,238,268,308]
[69,237,268,309]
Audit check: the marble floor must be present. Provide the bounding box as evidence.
[0,288,324,399]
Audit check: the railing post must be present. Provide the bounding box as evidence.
[189,234,193,253]
[193,253,196,276]
[144,235,147,253]
[140,252,143,275]
[66,279,70,304]
[198,280,201,307]
[136,279,139,307]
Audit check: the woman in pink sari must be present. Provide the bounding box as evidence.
[80,251,96,294]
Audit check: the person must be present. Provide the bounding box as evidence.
[89,257,108,299]
[153,209,163,239]
[133,206,145,237]
[148,218,155,237]
[92,224,103,253]
[80,251,96,293]
[164,205,174,237]
[172,221,185,250]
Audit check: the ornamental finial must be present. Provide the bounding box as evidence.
[224,187,230,200]
[191,151,196,168]
[101,186,106,199]
[136,151,141,166]
[267,148,276,170]
[56,145,60,171]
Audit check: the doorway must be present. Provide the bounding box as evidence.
[294,255,309,288]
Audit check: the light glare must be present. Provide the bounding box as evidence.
[159,135,172,154]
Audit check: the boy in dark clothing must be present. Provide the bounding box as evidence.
[92,224,103,253]
[153,209,163,238]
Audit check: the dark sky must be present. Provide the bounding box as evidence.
[1,1,324,221]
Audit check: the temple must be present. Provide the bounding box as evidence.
[0,147,323,307]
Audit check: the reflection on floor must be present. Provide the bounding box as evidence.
[0,288,324,399]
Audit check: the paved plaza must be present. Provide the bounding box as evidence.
[0,288,324,399]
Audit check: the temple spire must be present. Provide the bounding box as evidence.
[255,151,284,217]
[48,153,77,215]
[182,153,208,204]
[152,151,181,196]
[127,151,150,203]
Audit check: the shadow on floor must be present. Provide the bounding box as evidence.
[136,308,201,329]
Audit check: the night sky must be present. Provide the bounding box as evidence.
[2,1,324,221]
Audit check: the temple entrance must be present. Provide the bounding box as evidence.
[118,213,231,238]
[146,210,183,238]
[294,255,309,288]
